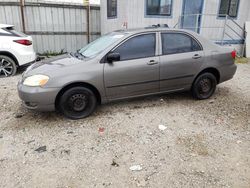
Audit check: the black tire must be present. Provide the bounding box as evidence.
[58,87,97,119]
[0,55,17,77]
[192,72,217,100]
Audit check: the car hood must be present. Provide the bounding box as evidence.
[24,54,82,76]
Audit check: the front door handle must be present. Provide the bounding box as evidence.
[192,54,202,59]
[147,60,158,65]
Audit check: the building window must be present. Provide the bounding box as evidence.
[219,0,240,18]
[146,0,172,16]
[107,0,117,18]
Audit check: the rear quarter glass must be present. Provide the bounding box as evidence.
[3,27,27,37]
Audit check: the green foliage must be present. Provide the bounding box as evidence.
[235,57,249,64]
[39,49,66,57]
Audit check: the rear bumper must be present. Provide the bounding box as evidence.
[219,64,237,83]
[16,51,37,66]
[17,81,60,111]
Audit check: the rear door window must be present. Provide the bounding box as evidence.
[161,33,202,55]
[113,33,156,61]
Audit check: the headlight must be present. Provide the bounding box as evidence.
[23,75,49,87]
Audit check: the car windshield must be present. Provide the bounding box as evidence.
[79,32,125,58]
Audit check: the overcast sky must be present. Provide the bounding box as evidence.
[90,0,100,4]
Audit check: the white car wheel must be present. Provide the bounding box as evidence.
[0,55,17,77]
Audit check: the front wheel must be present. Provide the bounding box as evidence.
[58,87,97,119]
[192,73,217,100]
[0,55,17,77]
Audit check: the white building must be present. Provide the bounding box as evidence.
[101,0,250,53]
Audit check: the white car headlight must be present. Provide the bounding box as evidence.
[23,75,49,87]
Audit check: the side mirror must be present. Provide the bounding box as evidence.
[106,52,120,63]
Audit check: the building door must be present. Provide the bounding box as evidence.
[181,0,204,33]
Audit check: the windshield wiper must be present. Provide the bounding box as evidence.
[71,51,86,59]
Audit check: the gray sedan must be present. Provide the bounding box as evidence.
[18,27,237,119]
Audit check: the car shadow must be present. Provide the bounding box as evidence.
[94,91,195,116]
[9,83,243,129]
[16,64,30,75]
[11,91,193,127]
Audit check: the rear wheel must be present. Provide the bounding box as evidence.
[0,55,17,77]
[58,87,97,119]
[192,73,217,100]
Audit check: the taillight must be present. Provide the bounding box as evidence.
[231,50,236,59]
[14,39,32,46]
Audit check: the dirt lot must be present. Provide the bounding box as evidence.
[0,63,249,188]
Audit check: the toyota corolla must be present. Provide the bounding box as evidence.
[18,27,237,119]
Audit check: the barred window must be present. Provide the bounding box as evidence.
[146,0,172,16]
[219,0,239,18]
[107,0,117,18]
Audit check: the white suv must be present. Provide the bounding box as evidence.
[0,24,36,77]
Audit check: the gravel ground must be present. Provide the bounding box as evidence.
[0,63,249,188]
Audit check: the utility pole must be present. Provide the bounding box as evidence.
[19,0,26,33]
[84,0,90,43]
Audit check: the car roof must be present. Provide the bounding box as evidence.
[0,24,14,29]
[113,27,196,35]
[112,26,222,51]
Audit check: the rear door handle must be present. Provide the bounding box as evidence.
[192,54,202,59]
[147,60,158,65]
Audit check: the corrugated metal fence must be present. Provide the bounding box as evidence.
[0,1,101,54]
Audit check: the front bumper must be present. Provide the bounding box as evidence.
[17,81,60,111]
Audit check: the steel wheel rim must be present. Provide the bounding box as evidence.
[68,93,88,112]
[198,77,213,96]
[0,58,13,77]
